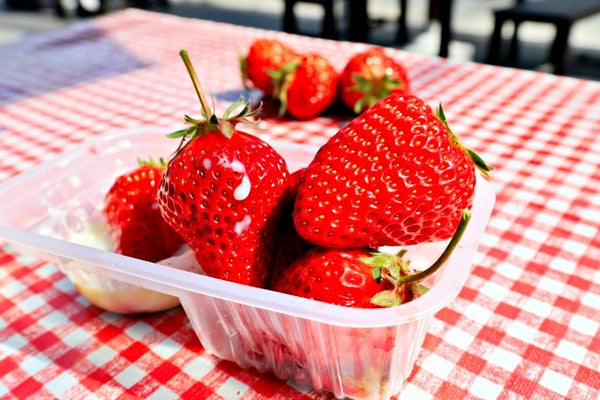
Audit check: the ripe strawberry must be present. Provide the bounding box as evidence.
[269,168,315,286]
[276,53,339,120]
[339,47,411,114]
[272,211,472,308]
[103,159,184,262]
[271,247,388,308]
[158,50,289,288]
[242,38,298,97]
[293,94,491,249]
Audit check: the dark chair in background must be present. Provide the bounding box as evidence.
[6,0,41,10]
[426,0,453,57]
[281,0,376,42]
[51,0,169,18]
[283,0,339,39]
[53,0,106,17]
[281,0,452,57]
[486,0,600,74]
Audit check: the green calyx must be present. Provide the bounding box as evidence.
[350,72,404,114]
[362,249,426,307]
[168,50,261,148]
[167,98,260,141]
[266,60,300,116]
[239,52,249,90]
[137,156,167,168]
[365,209,471,307]
[436,104,493,178]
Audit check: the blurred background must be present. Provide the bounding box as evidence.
[1,0,600,80]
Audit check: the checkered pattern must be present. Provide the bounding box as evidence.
[1,8,599,400]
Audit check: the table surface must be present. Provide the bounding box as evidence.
[1,8,599,400]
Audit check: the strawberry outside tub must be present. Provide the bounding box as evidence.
[0,127,495,400]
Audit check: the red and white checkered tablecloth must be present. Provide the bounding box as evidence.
[1,8,599,400]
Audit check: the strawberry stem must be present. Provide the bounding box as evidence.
[179,49,213,120]
[168,50,261,149]
[369,210,472,307]
[399,209,471,285]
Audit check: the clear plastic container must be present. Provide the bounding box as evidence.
[0,127,495,399]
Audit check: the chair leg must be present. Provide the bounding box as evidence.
[396,0,408,44]
[321,1,338,39]
[283,0,299,34]
[54,0,66,17]
[438,0,453,57]
[486,14,505,65]
[549,21,571,75]
[283,0,337,39]
[508,21,521,65]
[427,0,453,57]
[347,0,369,42]
[428,0,440,21]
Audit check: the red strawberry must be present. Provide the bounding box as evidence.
[339,47,411,114]
[272,211,472,308]
[158,50,289,288]
[103,159,184,262]
[293,94,491,249]
[269,168,315,286]
[242,38,298,97]
[271,247,388,308]
[276,53,339,120]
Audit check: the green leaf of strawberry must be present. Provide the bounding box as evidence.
[436,103,492,177]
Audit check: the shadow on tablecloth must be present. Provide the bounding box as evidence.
[0,21,152,104]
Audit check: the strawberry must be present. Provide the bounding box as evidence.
[272,211,472,308]
[271,247,388,308]
[242,38,298,97]
[103,159,184,262]
[158,50,289,288]
[269,168,315,286]
[293,94,491,249]
[339,47,411,114]
[275,53,339,120]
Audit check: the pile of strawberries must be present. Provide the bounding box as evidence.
[242,38,411,119]
[103,47,491,310]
